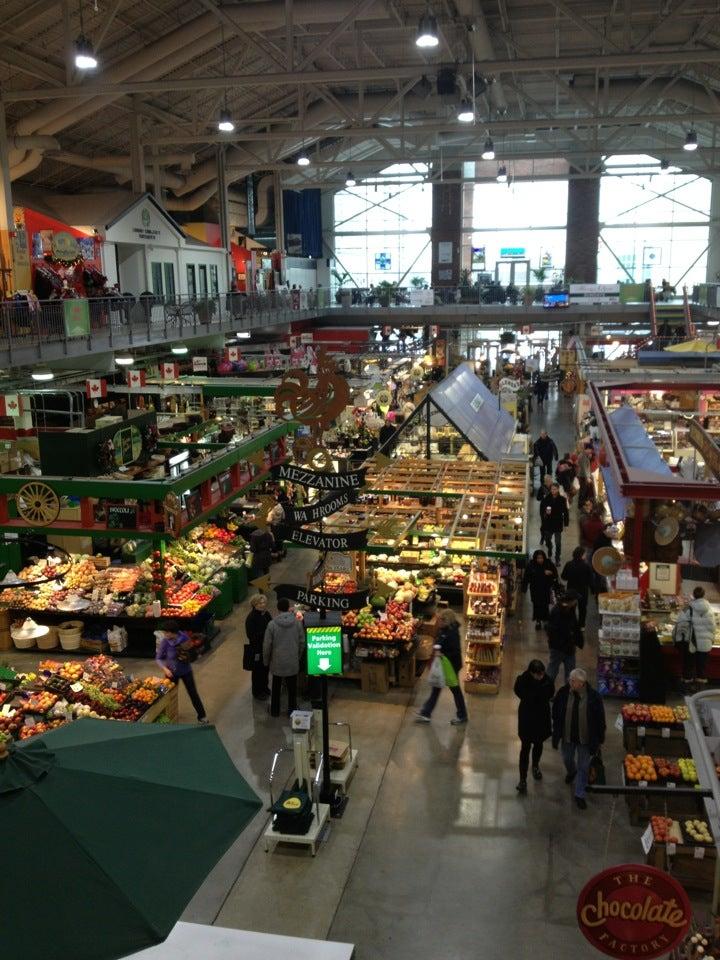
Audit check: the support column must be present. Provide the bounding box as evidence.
[707,177,720,283]
[431,173,462,288]
[0,104,15,298]
[129,107,146,195]
[274,172,285,252]
[564,171,600,284]
[151,146,162,204]
[216,146,233,291]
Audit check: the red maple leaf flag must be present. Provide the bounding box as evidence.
[127,370,147,390]
[0,394,24,417]
[85,378,107,399]
[226,347,240,362]
[161,362,179,380]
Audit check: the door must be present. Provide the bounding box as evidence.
[186,265,196,298]
[198,264,208,298]
[495,259,530,286]
[150,262,163,297]
[163,263,176,300]
[117,244,147,294]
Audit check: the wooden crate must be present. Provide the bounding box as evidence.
[624,725,689,757]
[625,789,704,826]
[140,685,179,723]
[0,627,11,652]
[397,655,416,688]
[464,679,500,696]
[360,660,389,694]
[647,841,717,891]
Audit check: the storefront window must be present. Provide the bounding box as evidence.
[186,265,196,298]
[198,265,208,297]
[209,264,219,296]
[598,155,711,287]
[150,262,163,297]
[163,263,176,299]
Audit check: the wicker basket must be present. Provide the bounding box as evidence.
[11,632,36,650]
[58,620,83,652]
[36,627,59,651]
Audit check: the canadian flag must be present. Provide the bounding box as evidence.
[161,362,179,380]
[226,347,240,362]
[0,394,23,417]
[85,378,107,399]
[127,370,147,390]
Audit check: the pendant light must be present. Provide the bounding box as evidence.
[684,128,698,151]
[217,26,234,133]
[74,2,98,70]
[416,11,439,48]
[297,151,310,167]
[457,99,474,123]
[114,353,134,366]
[31,366,54,382]
[496,164,508,183]
[345,172,357,187]
[481,137,495,160]
[171,344,189,355]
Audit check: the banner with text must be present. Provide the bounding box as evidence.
[287,527,368,551]
[274,583,369,611]
[283,488,359,524]
[270,462,366,491]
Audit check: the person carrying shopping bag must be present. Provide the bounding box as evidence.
[415,610,468,725]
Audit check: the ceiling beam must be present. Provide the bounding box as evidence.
[546,0,623,53]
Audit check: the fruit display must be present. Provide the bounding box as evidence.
[651,816,683,844]
[684,819,713,844]
[342,600,418,648]
[674,705,690,722]
[649,705,676,724]
[654,757,682,782]
[624,754,658,782]
[320,573,358,595]
[679,758,699,784]
[0,654,175,742]
[370,568,436,604]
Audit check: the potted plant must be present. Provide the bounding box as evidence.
[505,282,520,305]
[410,276,426,289]
[522,285,535,306]
[332,269,352,305]
[500,331,516,346]
[459,268,474,302]
[375,280,398,307]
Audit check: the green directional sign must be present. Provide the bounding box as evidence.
[306,625,343,676]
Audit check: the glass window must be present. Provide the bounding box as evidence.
[150,262,163,297]
[163,263,175,299]
[198,264,208,297]
[186,265,196,298]
[209,264,219,295]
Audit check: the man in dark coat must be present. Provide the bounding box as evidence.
[514,659,554,794]
[540,482,569,563]
[552,668,606,810]
[533,429,558,480]
[546,593,583,684]
[561,546,594,630]
[521,549,558,629]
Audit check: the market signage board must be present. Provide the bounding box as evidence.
[274,584,369,611]
[306,625,343,675]
[576,864,691,959]
[270,463,366,491]
[107,504,138,529]
[63,299,90,338]
[288,528,368,551]
[688,419,720,481]
[284,488,360,525]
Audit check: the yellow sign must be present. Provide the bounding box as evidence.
[282,796,302,810]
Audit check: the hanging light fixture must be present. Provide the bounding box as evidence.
[31,366,54,382]
[496,164,508,183]
[73,1,98,70]
[171,344,189,355]
[297,151,311,166]
[217,109,235,133]
[457,99,474,123]
[660,158,670,171]
[416,11,439,48]
[114,353,134,366]
[345,172,357,187]
[684,128,698,151]
[482,137,495,160]
[216,26,234,132]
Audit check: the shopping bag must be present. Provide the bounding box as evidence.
[589,750,606,786]
[242,643,255,671]
[440,655,459,688]
[427,656,446,688]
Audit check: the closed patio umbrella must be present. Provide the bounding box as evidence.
[0,719,262,960]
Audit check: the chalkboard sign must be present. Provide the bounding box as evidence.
[107,503,138,529]
[218,470,232,496]
[184,490,202,520]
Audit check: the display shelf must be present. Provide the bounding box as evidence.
[462,561,504,696]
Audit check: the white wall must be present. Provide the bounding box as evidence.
[180,246,229,296]
[285,256,318,288]
[102,242,119,288]
[118,245,147,293]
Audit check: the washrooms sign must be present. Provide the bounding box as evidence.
[306,625,343,676]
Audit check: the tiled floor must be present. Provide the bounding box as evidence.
[5,386,641,958]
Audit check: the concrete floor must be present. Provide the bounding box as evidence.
[4,387,644,958]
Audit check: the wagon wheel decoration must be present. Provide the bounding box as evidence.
[292,437,333,472]
[16,482,61,525]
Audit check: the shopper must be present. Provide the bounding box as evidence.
[676,586,716,684]
[521,549,558,630]
[156,624,207,723]
[249,525,275,578]
[415,609,468,725]
[546,593,583,685]
[552,667,606,810]
[533,429,558,481]
[245,594,272,700]
[513,659,554,795]
[540,482,569,563]
[268,496,288,559]
[263,597,305,717]
[580,507,605,552]
[555,452,576,500]
[576,444,595,506]
[561,547,594,630]
[533,378,549,409]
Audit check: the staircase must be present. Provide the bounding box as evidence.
[654,300,687,340]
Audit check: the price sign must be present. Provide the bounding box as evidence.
[694,847,706,860]
[615,714,624,731]
[662,727,670,738]
[638,726,646,738]
[667,842,676,856]
[641,824,654,855]
[306,625,343,676]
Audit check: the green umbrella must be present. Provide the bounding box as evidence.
[0,719,263,960]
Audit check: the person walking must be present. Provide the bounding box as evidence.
[514,659,554,795]
[263,597,305,717]
[552,667,606,810]
[245,594,272,700]
[546,593,583,684]
[676,586,716,685]
[555,452,576,500]
[533,429,558,481]
[561,546,594,630]
[415,610,468,725]
[156,624,207,722]
[533,378,549,409]
[249,525,275,579]
[521,549,558,630]
[540,482,569,563]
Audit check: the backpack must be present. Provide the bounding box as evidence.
[672,609,694,647]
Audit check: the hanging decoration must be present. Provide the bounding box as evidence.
[127,370,147,390]
[85,379,107,400]
[0,395,24,417]
[161,362,180,380]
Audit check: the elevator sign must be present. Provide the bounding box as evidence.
[306,626,343,676]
